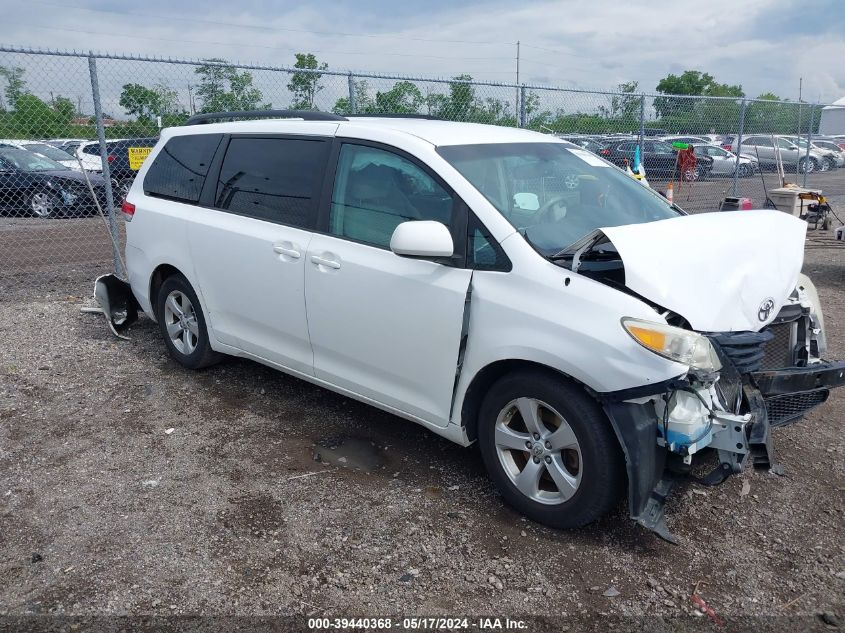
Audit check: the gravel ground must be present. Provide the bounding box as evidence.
[0,229,843,632]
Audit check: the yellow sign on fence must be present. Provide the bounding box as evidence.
[128,147,152,170]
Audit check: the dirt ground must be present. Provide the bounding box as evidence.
[1,228,844,631]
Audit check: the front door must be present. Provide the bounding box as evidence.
[305,142,472,426]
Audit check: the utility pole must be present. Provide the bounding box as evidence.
[515,40,520,121]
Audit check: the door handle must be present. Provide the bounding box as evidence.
[273,244,301,259]
[310,254,341,269]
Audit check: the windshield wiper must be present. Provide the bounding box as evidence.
[548,229,603,261]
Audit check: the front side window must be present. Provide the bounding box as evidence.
[144,134,222,204]
[438,142,680,256]
[214,137,329,228]
[329,144,455,248]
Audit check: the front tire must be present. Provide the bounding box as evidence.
[798,157,813,174]
[155,273,220,370]
[477,371,625,529]
[30,190,59,218]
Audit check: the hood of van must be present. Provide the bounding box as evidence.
[601,210,807,332]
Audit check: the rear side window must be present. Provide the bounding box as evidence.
[214,137,329,228]
[144,134,222,204]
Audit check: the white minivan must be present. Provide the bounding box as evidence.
[119,111,844,541]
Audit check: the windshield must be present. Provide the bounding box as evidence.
[437,142,681,255]
[0,148,67,171]
[22,143,74,162]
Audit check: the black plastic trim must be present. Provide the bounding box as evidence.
[597,375,687,403]
[751,361,845,396]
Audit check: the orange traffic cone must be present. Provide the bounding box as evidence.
[666,182,674,203]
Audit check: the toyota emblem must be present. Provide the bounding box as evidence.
[757,298,775,322]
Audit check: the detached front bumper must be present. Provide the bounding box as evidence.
[753,362,845,426]
[602,358,844,544]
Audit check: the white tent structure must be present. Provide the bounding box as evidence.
[820,97,845,135]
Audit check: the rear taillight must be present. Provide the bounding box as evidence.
[722,144,732,151]
[121,200,135,221]
[107,154,115,163]
[599,148,611,156]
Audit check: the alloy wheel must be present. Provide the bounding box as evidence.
[30,192,56,218]
[163,290,199,355]
[494,397,582,505]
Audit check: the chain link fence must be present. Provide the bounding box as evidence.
[1,45,842,294]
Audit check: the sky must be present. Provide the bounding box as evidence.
[0,0,843,117]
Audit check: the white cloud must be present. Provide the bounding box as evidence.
[0,0,843,117]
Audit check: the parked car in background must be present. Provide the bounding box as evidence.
[812,139,845,167]
[661,135,718,146]
[738,135,829,173]
[0,147,107,218]
[68,138,158,198]
[0,139,81,171]
[692,144,757,177]
[74,140,111,171]
[105,137,159,200]
[556,135,607,155]
[785,136,842,170]
[602,138,712,179]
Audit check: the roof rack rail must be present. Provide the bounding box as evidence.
[184,110,348,125]
[345,113,442,120]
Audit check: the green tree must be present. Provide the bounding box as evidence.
[371,81,424,114]
[119,83,162,120]
[287,53,328,110]
[653,70,744,119]
[153,83,181,116]
[195,60,267,113]
[53,96,76,124]
[598,81,640,121]
[0,66,27,109]
[12,94,59,137]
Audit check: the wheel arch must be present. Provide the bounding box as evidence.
[148,263,185,322]
[460,359,595,442]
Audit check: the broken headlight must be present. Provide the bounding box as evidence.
[622,318,722,372]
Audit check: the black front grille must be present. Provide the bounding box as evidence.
[760,322,795,370]
[710,330,773,374]
[766,389,829,426]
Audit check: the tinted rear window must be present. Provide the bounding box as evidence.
[144,134,222,204]
[214,137,329,228]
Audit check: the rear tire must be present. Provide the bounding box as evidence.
[155,273,220,370]
[477,371,625,529]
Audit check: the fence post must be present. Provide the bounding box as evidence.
[87,54,124,279]
[347,72,357,114]
[518,85,526,128]
[802,105,814,187]
[638,94,645,148]
[731,98,747,197]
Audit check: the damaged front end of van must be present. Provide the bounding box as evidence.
[572,211,845,542]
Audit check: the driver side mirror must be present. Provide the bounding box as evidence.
[390,221,454,259]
